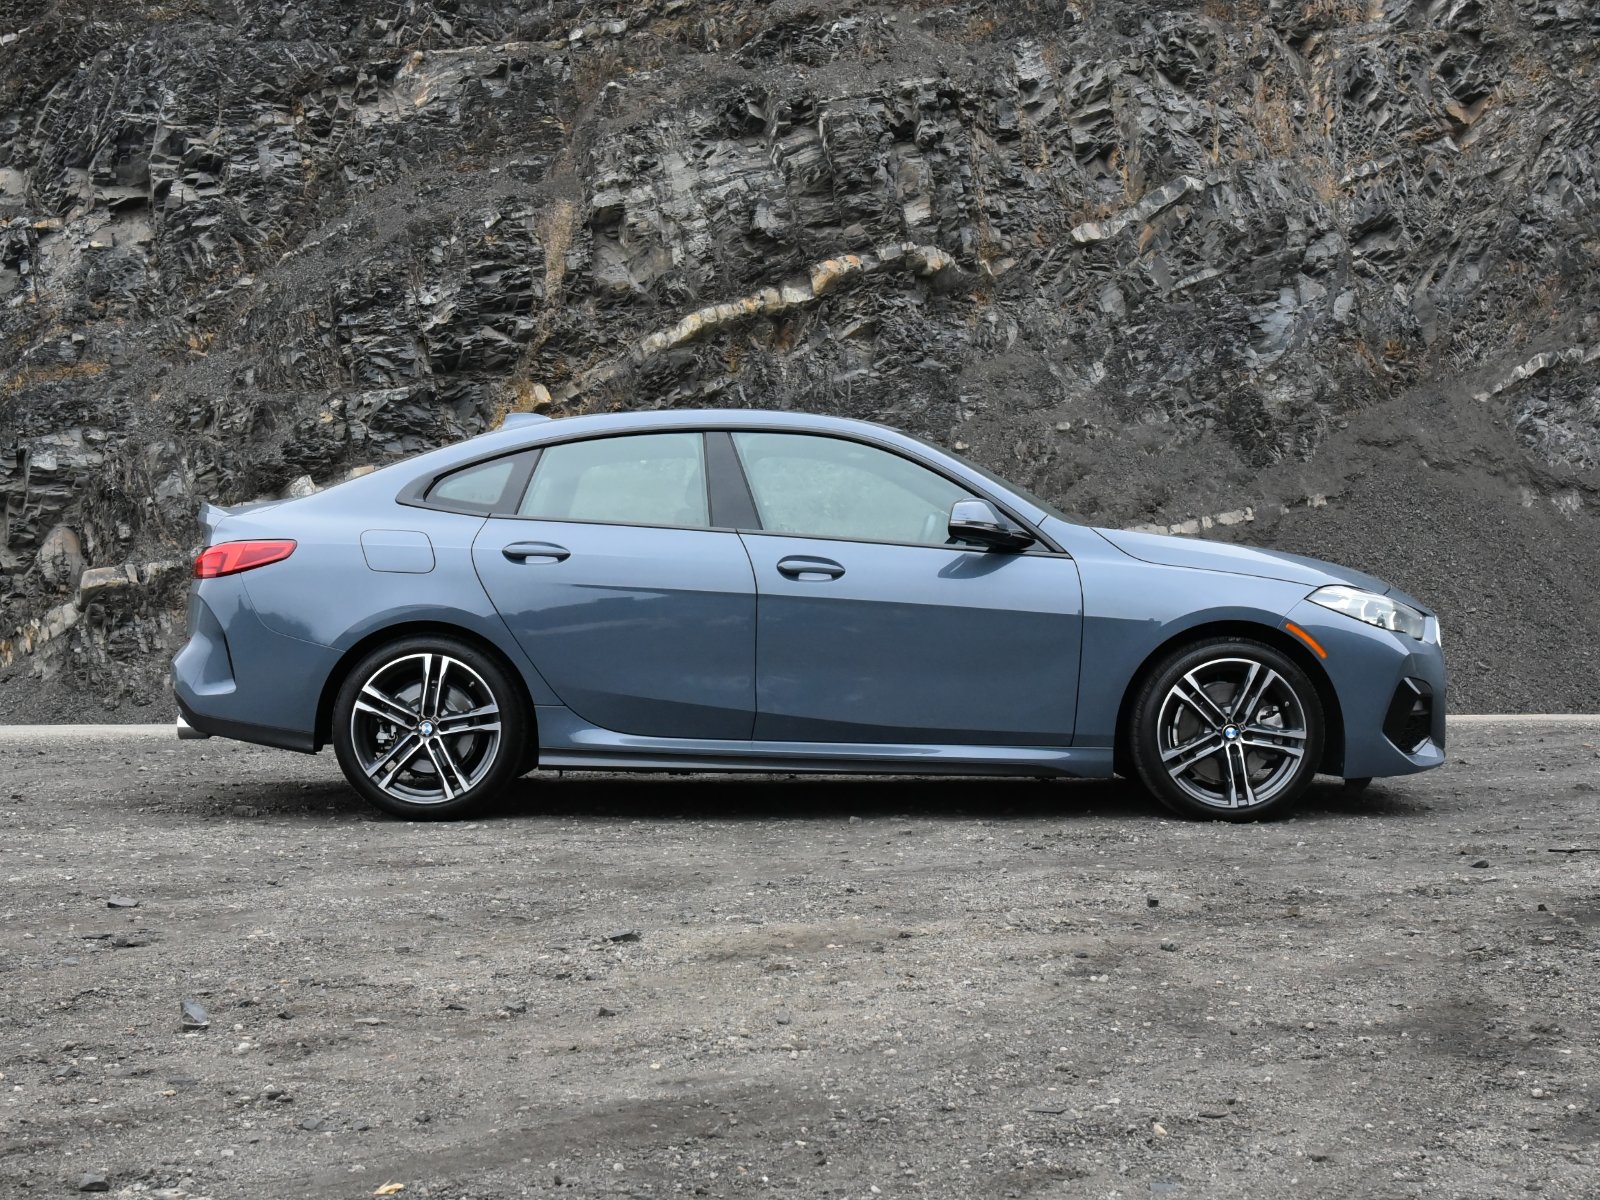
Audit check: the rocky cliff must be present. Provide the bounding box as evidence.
[2,0,1597,720]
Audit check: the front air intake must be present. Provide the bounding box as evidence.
[1383,678,1435,754]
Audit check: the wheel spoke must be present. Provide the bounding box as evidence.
[1223,742,1256,808]
[1239,734,1305,761]
[1233,666,1280,725]
[417,654,439,720]
[435,703,500,735]
[369,732,423,786]
[423,738,467,799]
[438,737,475,794]
[1163,732,1225,777]
[356,684,416,726]
[1243,723,1306,742]
[1173,674,1228,730]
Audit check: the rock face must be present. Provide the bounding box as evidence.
[1,0,1597,717]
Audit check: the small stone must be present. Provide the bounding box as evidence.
[355,1017,385,1025]
[111,932,151,948]
[605,929,641,943]
[106,896,138,909]
[299,1116,325,1131]
[503,1000,528,1015]
[774,1012,793,1026]
[848,815,863,824]
[1146,897,1160,908]
[1152,1122,1169,1137]
[1532,1088,1546,1098]
[1471,859,1490,869]
[230,805,260,817]
[77,1172,110,1192]
[181,1000,210,1030]
[1160,941,1179,952]
[597,1006,617,1018]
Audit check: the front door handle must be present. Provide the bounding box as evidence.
[776,555,845,581]
[502,541,571,564]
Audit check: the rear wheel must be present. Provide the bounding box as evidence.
[332,636,527,819]
[1128,638,1324,821]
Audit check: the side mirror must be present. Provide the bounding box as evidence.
[948,499,1035,551]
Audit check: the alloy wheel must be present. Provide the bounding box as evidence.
[1155,656,1309,810]
[348,652,503,805]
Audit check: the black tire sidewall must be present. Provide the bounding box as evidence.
[1129,637,1324,821]
[332,636,526,819]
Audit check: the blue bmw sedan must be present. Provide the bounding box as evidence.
[173,410,1445,820]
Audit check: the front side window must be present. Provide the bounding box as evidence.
[519,433,709,527]
[732,432,974,546]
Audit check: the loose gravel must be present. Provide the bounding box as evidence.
[1,723,1597,1198]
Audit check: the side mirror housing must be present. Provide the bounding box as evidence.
[948,499,1035,551]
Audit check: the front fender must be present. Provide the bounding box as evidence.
[1071,556,1313,749]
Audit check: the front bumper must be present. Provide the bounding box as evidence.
[1284,599,1447,779]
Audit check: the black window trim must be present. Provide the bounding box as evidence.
[396,424,1066,555]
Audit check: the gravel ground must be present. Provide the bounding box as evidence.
[1,724,1598,1200]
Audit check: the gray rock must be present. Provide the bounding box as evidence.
[106,895,138,908]
[180,999,210,1030]
[77,1172,109,1192]
[605,929,641,943]
[2,1,1599,720]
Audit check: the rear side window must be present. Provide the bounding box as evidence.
[427,457,518,509]
[519,433,709,527]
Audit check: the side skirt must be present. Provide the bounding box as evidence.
[533,706,1115,779]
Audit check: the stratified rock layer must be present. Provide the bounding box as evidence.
[2,0,1597,717]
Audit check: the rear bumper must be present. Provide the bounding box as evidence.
[171,579,335,754]
[1285,600,1447,779]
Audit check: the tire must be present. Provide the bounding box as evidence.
[332,635,527,819]
[1127,637,1324,821]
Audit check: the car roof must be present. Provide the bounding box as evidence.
[474,408,899,453]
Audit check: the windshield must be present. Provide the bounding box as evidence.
[906,432,1078,525]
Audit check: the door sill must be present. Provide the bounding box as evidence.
[534,705,1111,779]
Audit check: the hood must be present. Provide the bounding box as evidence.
[1094,527,1395,595]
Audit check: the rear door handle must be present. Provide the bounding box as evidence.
[502,541,570,564]
[776,555,845,581]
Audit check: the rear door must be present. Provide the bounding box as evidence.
[471,432,756,740]
[729,431,1082,746]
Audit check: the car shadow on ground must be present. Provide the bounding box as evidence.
[215,773,1430,824]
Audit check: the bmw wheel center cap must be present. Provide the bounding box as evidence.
[1223,725,1240,740]
[419,720,435,737]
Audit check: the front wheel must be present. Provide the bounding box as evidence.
[1127,638,1324,821]
[331,636,527,819]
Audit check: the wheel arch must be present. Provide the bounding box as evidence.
[1111,620,1345,777]
[313,620,539,758]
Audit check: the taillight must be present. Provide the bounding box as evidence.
[194,540,297,578]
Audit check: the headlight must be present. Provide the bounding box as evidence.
[1307,585,1427,640]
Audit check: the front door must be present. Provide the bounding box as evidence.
[472,432,756,740]
[729,432,1082,746]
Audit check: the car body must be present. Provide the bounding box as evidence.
[172,409,1446,818]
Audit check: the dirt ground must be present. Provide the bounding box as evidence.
[1,721,1597,1200]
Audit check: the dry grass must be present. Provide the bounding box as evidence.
[538,199,578,301]
[0,360,109,398]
